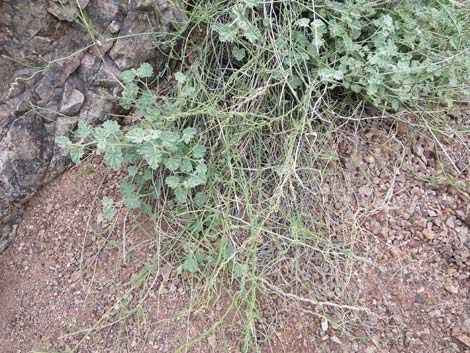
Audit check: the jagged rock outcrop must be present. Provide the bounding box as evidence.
[0,0,186,252]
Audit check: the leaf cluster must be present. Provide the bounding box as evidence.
[57,63,208,216]
[211,0,470,109]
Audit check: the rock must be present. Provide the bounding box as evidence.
[109,1,187,71]
[108,20,121,34]
[96,213,104,225]
[447,267,457,276]
[47,1,81,22]
[0,0,185,252]
[455,335,470,348]
[78,91,117,123]
[442,196,456,208]
[358,185,374,197]
[465,215,470,227]
[365,155,374,164]
[396,121,408,136]
[321,316,328,332]
[445,285,459,294]
[330,336,342,345]
[93,58,121,88]
[46,203,54,214]
[415,218,427,230]
[415,294,428,305]
[413,140,424,157]
[446,216,456,229]
[207,334,217,348]
[60,88,84,115]
[422,229,434,240]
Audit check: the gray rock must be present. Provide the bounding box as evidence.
[108,20,121,34]
[109,0,187,71]
[60,88,85,115]
[108,7,160,71]
[0,0,186,252]
[93,57,121,89]
[79,90,117,123]
[47,1,80,22]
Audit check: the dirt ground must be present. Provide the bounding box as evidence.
[0,120,469,353]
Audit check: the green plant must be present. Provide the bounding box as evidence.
[57,63,208,211]
[211,0,470,110]
[56,1,470,352]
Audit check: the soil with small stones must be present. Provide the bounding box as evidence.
[1,119,469,353]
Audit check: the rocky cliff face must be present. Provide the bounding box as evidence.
[0,0,185,252]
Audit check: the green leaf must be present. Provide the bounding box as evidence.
[263,17,273,27]
[181,127,197,144]
[311,19,326,34]
[121,69,136,83]
[223,246,235,259]
[232,262,247,279]
[124,194,141,209]
[137,63,153,78]
[120,181,135,196]
[192,145,207,159]
[211,23,238,43]
[104,146,123,170]
[195,252,205,263]
[102,120,121,135]
[146,129,161,141]
[94,127,109,144]
[137,143,162,169]
[70,147,84,164]
[318,68,344,81]
[126,128,146,144]
[243,0,259,8]
[194,192,208,208]
[184,161,207,188]
[160,131,180,150]
[174,187,188,204]
[243,27,260,44]
[124,82,139,98]
[179,159,193,173]
[175,72,186,84]
[102,196,114,221]
[295,18,310,28]
[127,165,138,176]
[56,136,72,148]
[140,202,153,215]
[232,47,246,61]
[195,163,208,176]
[182,86,195,98]
[144,107,161,121]
[76,121,93,139]
[143,169,153,181]
[164,157,181,172]
[181,256,198,273]
[288,75,303,89]
[391,99,400,111]
[138,89,156,105]
[351,84,362,93]
[119,97,132,110]
[165,176,180,189]
[120,82,139,109]
[184,174,205,188]
[184,162,207,188]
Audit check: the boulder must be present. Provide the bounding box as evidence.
[0,0,187,252]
